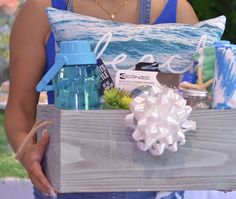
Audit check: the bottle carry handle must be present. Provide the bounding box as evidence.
[36,56,67,92]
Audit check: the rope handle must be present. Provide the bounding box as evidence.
[15,120,54,160]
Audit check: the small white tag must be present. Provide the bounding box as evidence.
[115,70,161,92]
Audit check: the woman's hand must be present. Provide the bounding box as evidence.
[20,130,57,198]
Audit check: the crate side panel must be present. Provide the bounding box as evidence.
[57,109,236,192]
[37,105,61,190]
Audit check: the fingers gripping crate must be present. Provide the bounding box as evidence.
[37,105,236,193]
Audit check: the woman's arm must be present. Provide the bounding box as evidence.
[4,0,56,196]
[176,0,199,24]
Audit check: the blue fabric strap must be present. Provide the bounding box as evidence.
[139,0,151,24]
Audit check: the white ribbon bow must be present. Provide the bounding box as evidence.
[126,85,196,156]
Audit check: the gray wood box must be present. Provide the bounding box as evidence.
[37,105,236,193]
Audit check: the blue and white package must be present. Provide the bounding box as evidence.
[212,41,236,109]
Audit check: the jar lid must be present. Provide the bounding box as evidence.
[182,89,208,98]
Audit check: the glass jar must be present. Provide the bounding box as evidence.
[182,89,211,109]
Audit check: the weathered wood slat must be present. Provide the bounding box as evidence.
[37,105,236,193]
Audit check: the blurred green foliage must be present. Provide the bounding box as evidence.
[0,111,27,178]
[190,0,236,43]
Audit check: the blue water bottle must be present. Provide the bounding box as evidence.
[36,40,100,110]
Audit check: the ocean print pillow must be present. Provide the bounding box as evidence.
[46,7,226,78]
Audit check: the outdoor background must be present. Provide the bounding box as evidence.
[0,0,236,179]
[190,0,236,43]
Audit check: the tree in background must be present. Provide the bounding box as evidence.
[190,0,236,43]
[0,0,20,15]
[0,0,21,62]
[0,0,22,83]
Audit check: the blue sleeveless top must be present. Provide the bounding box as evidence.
[139,0,177,24]
[45,0,178,104]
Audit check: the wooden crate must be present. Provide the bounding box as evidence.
[37,105,236,193]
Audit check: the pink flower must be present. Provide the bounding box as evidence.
[0,0,20,15]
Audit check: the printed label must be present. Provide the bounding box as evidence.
[97,58,115,95]
[115,70,160,92]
